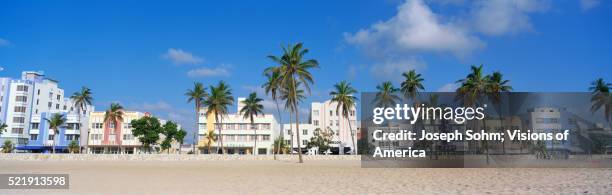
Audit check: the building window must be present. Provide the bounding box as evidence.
[15,96,28,102]
[31,123,40,129]
[302,140,308,146]
[286,140,292,145]
[336,120,339,126]
[36,99,39,105]
[262,123,270,130]
[123,134,133,140]
[57,94,61,100]
[249,135,257,141]
[313,110,319,116]
[14,106,26,113]
[48,135,54,140]
[239,124,247,130]
[287,129,292,135]
[37,89,40,95]
[48,102,52,108]
[330,110,333,116]
[302,129,308,135]
[30,134,38,141]
[56,104,60,109]
[11,128,24,134]
[262,135,270,141]
[16,85,29,92]
[313,120,319,126]
[13,117,25,123]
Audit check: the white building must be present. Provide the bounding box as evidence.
[197,97,280,155]
[283,100,358,154]
[0,71,92,151]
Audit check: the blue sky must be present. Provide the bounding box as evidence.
[1,0,610,143]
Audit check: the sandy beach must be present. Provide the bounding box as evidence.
[1,156,611,194]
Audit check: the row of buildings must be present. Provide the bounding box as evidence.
[0,71,359,154]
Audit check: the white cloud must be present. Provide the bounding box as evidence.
[580,0,600,11]
[437,83,458,92]
[187,66,230,77]
[370,58,427,82]
[162,48,203,65]
[345,0,484,57]
[471,0,550,36]
[139,101,173,111]
[0,38,10,46]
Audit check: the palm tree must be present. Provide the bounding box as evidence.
[70,86,93,153]
[104,103,124,154]
[456,65,490,163]
[374,81,400,108]
[204,130,217,154]
[186,82,208,154]
[279,80,306,156]
[240,92,265,154]
[486,71,512,154]
[400,70,424,104]
[175,129,187,154]
[203,81,234,154]
[68,140,80,154]
[263,71,284,159]
[0,122,6,135]
[590,78,611,94]
[330,81,358,154]
[374,81,400,150]
[590,78,612,124]
[45,113,67,154]
[266,42,319,163]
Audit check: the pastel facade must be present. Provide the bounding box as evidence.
[283,100,358,154]
[87,111,178,154]
[197,97,280,154]
[0,71,92,152]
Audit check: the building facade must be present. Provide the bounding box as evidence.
[283,100,358,154]
[87,111,178,154]
[197,97,280,155]
[0,71,92,152]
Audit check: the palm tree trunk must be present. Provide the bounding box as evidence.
[289,112,294,155]
[52,129,56,154]
[194,106,199,155]
[252,117,256,155]
[294,102,303,163]
[274,100,282,159]
[347,115,356,155]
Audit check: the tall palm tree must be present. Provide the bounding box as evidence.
[374,81,400,150]
[486,71,512,154]
[279,81,306,155]
[590,78,612,124]
[70,86,93,153]
[266,42,319,163]
[45,113,67,154]
[104,103,124,154]
[456,65,490,163]
[203,81,234,154]
[330,81,358,154]
[263,71,284,159]
[186,82,208,154]
[400,70,424,104]
[240,92,265,154]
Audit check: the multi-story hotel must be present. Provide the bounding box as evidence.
[283,100,358,154]
[197,97,280,154]
[0,71,92,152]
[87,111,179,154]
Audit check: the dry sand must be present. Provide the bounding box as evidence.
[1,158,611,194]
